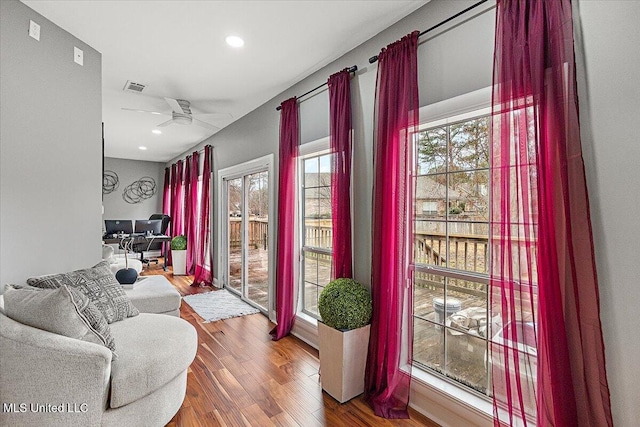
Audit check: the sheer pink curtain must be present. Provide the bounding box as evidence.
[183,156,193,270]
[186,151,200,275]
[194,145,214,286]
[328,69,353,279]
[490,1,613,426]
[365,31,418,419]
[167,163,181,265]
[172,160,185,238]
[162,167,171,264]
[270,97,299,341]
[162,167,171,216]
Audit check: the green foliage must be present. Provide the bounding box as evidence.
[449,207,462,215]
[170,235,187,251]
[318,278,372,330]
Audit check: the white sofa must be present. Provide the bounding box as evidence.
[0,275,196,427]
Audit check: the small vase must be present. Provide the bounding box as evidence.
[116,268,138,285]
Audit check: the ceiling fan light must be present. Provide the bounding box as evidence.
[226,35,244,48]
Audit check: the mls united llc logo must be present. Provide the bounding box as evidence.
[3,402,88,413]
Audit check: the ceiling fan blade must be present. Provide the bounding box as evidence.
[164,97,185,114]
[157,119,175,127]
[122,107,167,116]
[193,118,220,131]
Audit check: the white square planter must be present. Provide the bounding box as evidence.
[171,250,186,275]
[317,322,370,403]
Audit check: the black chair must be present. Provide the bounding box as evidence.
[134,214,171,267]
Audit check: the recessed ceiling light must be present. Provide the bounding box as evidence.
[151,129,162,134]
[226,35,244,48]
[139,146,147,150]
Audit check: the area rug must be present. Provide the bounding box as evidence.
[182,289,260,323]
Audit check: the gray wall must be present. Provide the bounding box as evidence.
[102,157,165,225]
[575,1,640,425]
[0,0,102,285]
[169,0,638,424]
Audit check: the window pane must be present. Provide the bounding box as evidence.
[445,328,488,394]
[417,127,447,175]
[415,175,446,221]
[449,117,490,172]
[300,152,335,320]
[414,273,445,323]
[227,178,243,292]
[414,221,446,267]
[304,281,319,316]
[414,317,445,374]
[317,252,332,287]
[446,224,489,273]
[304,157,319,187]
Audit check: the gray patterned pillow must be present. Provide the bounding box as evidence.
[3,284,117,356]
[27,261,139,323]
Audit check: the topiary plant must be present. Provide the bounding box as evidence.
[170,235,187,251]
[318,278,372,330]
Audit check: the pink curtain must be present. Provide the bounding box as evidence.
[365,31,418,419]
[172,160,185,238]
[169,164,178,239]
[270,97,299,341]
[162,167,171,263]
[194,145,214,286]
[328,69,353,279]
[183,156,193,269]
[185,151,200,274]
[490,1,613,426]
[162,167,171,216]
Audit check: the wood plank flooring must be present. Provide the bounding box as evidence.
[141,263,439,427]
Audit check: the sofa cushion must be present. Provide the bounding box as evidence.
[2,284,117,355]
[27,261,139,324]
[108,313,197,408]
[124,275,181,315]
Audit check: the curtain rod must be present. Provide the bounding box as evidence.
[275,65,358,111]
[166,144,212,169]
[368,0,489,64]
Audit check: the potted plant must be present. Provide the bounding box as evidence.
[170,235,187,276]
[317,278,372,403]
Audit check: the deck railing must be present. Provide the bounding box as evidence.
[228,218,268,249]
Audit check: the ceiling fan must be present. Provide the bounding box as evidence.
[122,97,231,131]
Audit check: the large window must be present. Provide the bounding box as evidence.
[300,151,334,318]
[412,112,492,395]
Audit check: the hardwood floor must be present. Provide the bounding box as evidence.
[141,263,439,427]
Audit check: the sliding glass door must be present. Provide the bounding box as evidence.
[220,156,274,314]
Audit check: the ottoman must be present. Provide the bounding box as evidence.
[125,275,181,316]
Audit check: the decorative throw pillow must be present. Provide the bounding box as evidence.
[27,261,139,323]
[3,284,117,357]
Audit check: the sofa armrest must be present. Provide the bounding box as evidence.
[0,313,112,427]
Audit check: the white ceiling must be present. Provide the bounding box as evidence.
[23,0,428,162]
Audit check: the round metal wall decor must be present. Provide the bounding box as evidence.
[123,176,156,204]
[102,170,119,195]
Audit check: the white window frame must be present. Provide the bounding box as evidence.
[296,137,332,324]
[408,87,495,424]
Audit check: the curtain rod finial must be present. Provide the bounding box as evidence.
[276,105,282,111]
[369,55,379,64]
